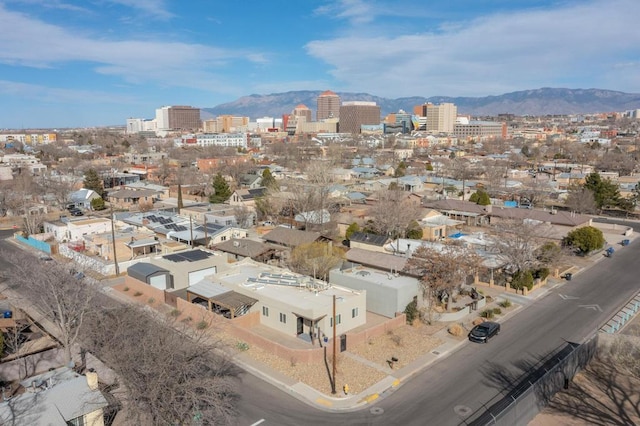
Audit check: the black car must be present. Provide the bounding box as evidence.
[70,209,84,216]
[468,321,501,343]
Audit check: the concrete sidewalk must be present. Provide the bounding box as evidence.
[4,228,637,413]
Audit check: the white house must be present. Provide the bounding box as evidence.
[43,218,111,243]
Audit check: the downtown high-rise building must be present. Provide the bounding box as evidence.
[316,90,341,121]
[424,103,457,133]
[155,105,201,131]
[339,101,381,134]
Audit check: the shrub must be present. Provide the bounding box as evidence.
[236,341,249,351]
[499,299,512,309]
[480,309,495,319]
[492,307,502,315]
[448,323,464,337]
[563,226,605,254]
[147,297,155,304]
[472,317,486,326]
[535,267,550,281]
[123,286,129,292]
[133,291,142,297]
[196,320,209,330]
[404,297,419,325]
[511,270,534,291]
[170,309,181,317]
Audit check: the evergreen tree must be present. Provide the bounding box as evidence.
[394,161,407,177]
[209,173,232,204]
[261,168,278,190]
[90,197,106,211]
[83,169,104,197]
[345,222,360,240]
[584,172,621,210]
[405,220,423,239]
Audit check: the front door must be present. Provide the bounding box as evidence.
[296,316,304,335]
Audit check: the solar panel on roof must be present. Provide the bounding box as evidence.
[181,250,213,261]
[176,225,187,231]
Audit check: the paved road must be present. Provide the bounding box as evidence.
[3,229,638,426]
[236,241,640,426]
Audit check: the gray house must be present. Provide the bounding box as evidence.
[330,263,419,318]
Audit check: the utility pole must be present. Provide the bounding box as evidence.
[110,203,120,275]
[332,294,337,395]
[189,215,194,249]
[203,215,208,248]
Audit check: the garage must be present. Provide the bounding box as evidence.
[188,267,217,286]
[127,262,172,290]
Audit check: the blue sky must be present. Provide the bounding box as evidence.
[0,0,638,128]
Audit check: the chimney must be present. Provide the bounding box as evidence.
[86,371,99,391]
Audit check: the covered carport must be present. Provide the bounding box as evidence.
[186,280,257,319]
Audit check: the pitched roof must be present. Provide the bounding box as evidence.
[262,228,324,248]
[0,367,108,426]
[346,248,408,272]
[349,232,389,246]
[214,238,278,258]
[234,187,267,200]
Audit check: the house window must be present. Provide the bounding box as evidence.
[66,416,85,426]
[279,313,286,323]
[330,315,342,327]
[262,306,269,317]
[352,308,359,318]
[221,236,227,241]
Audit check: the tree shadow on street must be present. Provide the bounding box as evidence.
[476,337,639,426]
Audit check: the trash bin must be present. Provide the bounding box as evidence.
[606,247,615,257]
[565,273,572,281]
[622,239,630,246]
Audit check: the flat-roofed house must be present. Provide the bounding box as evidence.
[196,259,366,339]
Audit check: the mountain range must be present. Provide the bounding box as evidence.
[202,88,640,119]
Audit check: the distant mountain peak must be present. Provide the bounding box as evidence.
[202,88,640,119]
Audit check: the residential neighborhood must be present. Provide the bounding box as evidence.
[0,92,640,425]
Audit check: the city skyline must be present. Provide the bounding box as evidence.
[0,0,639,128]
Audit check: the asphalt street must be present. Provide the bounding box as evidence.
[2,227,639,426]
[236,231,640,426]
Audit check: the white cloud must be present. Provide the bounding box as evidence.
[314,0,374,25]
[307,0,640,96]
[0,5,264,92]
[0,80,137,104]
[105,0,174,20]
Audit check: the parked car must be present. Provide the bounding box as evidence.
[70,209,84,216]
[468,321,501,343]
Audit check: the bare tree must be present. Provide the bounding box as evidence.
[406,244,481,316]
[490,219,549,274]
[233,205,253,228]
[289,242,344,279]
[82,305,241,425]
[368,188,422,238]
[564,186,598,214]
[1,252,98,364]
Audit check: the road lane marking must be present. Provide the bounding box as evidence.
[579,304,603,312]
[316,398,332,407]
[250,420,265,426]
[559,294,579,300]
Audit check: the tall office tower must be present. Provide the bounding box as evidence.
[339,101,381,134]
[292,104,312,123]
[425,103,457,133]
[155,106,201,131]
[317,90,341,120]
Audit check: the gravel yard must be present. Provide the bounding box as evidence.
[239,322,448,395]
